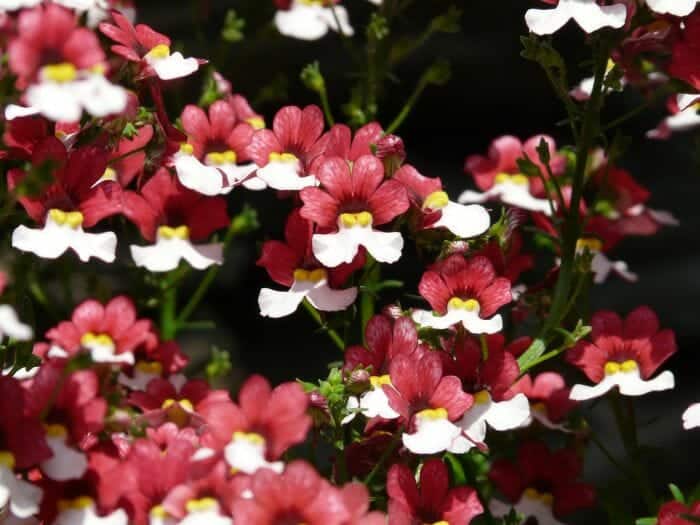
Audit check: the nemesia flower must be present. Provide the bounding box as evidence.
[524,0,627,35]
[343,315,419,423]
[100,125,154,189]
[489,442,595,525]
[0,304,32,342]
[647,97,700,139]
[10,146,122,263]
[321,123,384,161]
[274,0,354,41]
[657,500,700,525]
[394,164,491,239]
[412,255,512,335]
[511,372,578,431]
[387,459,484,525]
[646,0,698,16]
[129,170,230,272]
[99,10,202,81]
[300,154,409,266]
[566,306,676,401]
[384,351,473,454]
[340,483,386,525]
[52,497,128,525]
[174,101,263,196]
[669,11,700,90]
[683,403,700,430]
[459,135,564,215]
[8,4,127,122]
[117,341,188,392]
[257,210,359,318]
[232,460,350,524]
[247,105,327,190]
[575,237,638,284]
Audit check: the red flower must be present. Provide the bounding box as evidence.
[511,372,577,423]
[320,123,384,163]
[473,234,534,283]
[340,482,387,525]
[658,500,700,525]
[107,125,154,188]
[387,459,484,525]
[670,11,700,90]
[489,441,595,518]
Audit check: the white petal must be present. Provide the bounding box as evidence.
[484,394,531,431]
[3,104,40,121]
[175,155,225,196]
[525,3,574,35]
[224,438,283,475]
[359,386,400,420]
[446,433,476,454]
[41,437,88,481]
[219,163,262,192]
[312,230,361,268]
[0,466,42,519]
[151,53,199,81]
[646,0,697,16]
[499,184,553,215]
[355,228,404,264]
[411,308,464,330]
[88,344,135,365]
[342,396,360,425]
[460,310,503,335]
[683,403,700,430]
[617,369,674,396]
[54,505,128,525]
[571,0,627,33]
[317,5,355,36]
[609,260,638,283]
[570,375,617,401]
[647,208,680,227]
[117,370,160,391]
[256,160,316,190]
[402,416,462,455]
[0,0,43,10]
[457,188,493,204]
[306,282,357,312]
[664,106,700,132]
[677,93,700,111]
[0,305,33,341]
[257,287,308,318]
[179,510,232,525]
[25,82,82,122]
[3,366,39,380]
[430,201,491,238]
[274,4,331,40]
[75,75,128,118]
[511,495,566,525]
[131,239,222,272]
[12,223,116,263]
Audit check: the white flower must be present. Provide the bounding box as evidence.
[130,225,223,273]
[458,174,553,215]
[683,403,700,430]
[525,0,627,35]
[258,268,357,318]
[312,212,403,267]
[54,499,128,525]
[256,152,317,191]
[402,408,465,455]
[174,147,262,196]
[457,391,531,446]
[40,425,88,481]
[646,0,698,16]
[0,452,42,520]
[224,432,284,475]
[79,332,135,365]
[12,209,117,263]
[490,492,565,525]
[0,305,32,342]
[275,0,354,41]
[412,297,503,335]
[178,499,232,525]
[570,360,674,401]
[342,375,400,424]
[421,190,491,238]
[144,45,200,81]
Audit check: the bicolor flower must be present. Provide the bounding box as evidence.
[247,105,328,190]
[8,4,127,122]
[647,97,700,139]
[683,403,700,430]
[0,305,32,342]
[576,237,638,284]
[274,0,354,41]
[460,135,564,215]
[174,101,262,196]
[99,125,154,189]
[412,255,512,335]
[384,351,473,454]
[54,497,128,525]
[394,164,491,238]
[489,442,595,525]
[512,372,578,432]
[100,11,203,81]
[300,155,409,267]
[566,307,676,401]
[40,423,88,481]
[387,460,484,525]
[257,210,360,318]
[646,0,698,16]
[0,451,43,521]
[9,146,123,263]
[525,0,627,35]
[129,170,229,272]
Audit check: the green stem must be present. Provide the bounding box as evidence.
[385,75,430,134]
[160,283,177,340]
[302,299,345,351]
[318,85,335,126]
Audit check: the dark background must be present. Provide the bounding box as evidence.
[136,0,698,518]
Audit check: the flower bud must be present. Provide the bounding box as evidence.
[375,134,405,177]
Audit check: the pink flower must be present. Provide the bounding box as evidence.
[511,372,578,430]
[658,500,700,525]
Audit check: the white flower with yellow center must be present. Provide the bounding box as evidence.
[422,190,491,239]
[224,431,284,475]
[457,391,530,446]
[459,173,553,215]
[402,408,465,455]
[54,497,127,525]
[12,209,117,262]
[40,425,87,481]
[174,145,262,196]
[149,505,177,525]
[683,403,700,430]
[179,498,232,525]
[130,225,223,272]
[0,452,42,521]
[490,489,563,525]
[570,360,675,401]
[275,0,354,41]
[0,305,32,342]
[118,361,164,391]
[80,332,134,365]
[343,375,400,424]
[645,0,698,16]
[257,152,317,191]
[412,297,503,335]
[312,211,404,268]
[525,0,626,36]
[144,44,199,81]
[258,268,357,318]
[576,238,637,284]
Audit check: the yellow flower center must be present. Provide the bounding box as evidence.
[205,150,237,166]
[473,390,491,405]
[100,167,118,183]
[293,268,327,283]
[339,211,373,228]
[43,63,77,83]
[0,451,16,470]
[576,238,603,252]
[162,398,194,412]
[135,361,164,375]
[531,402,547,414]
[269,152,298,163]
[604,360,637,375]
[49,209,84,229]
[45,424,68,438]
[447,297,480,312]
[158,225,190,240]
[180,143,195,155]
[494,173,528,186]
[417,407,448,421]
[232,431,265,445]
[246,117,265,130]
[431,522,449,525]
[185,497,218,513]
[147,44,171,59]
[80,332,114,348]
[423,191,449,210]
[58,496,94,511]
[150,505,168,518]
[524,488,553,506]
[369,375,392,387]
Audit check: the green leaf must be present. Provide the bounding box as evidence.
[231,204,259,235]
[424,59,451,86]
[517,338,547,370]
[443,452,467,485]
[221,10,245,42]
[670,483,686,504]
[536,137,551,166]
[205,347,232,382]
[635,518,657,525]
[429,6,462,34]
